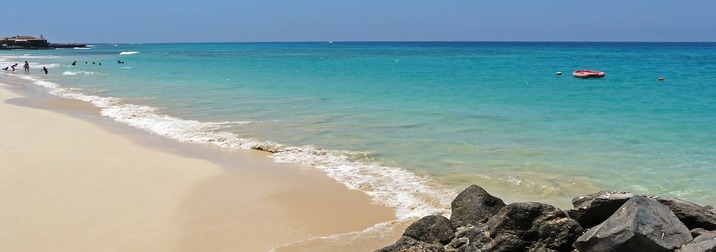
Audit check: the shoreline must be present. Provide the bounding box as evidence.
[0,75,403,251]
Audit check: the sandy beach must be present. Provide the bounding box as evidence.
[0,76,402,251]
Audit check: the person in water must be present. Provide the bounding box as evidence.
[72,61,77,66]
[23,61,29,73]
[41,67,48,75]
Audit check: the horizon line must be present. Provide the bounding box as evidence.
[73,40,716,45]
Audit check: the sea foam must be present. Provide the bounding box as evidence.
[62,71,100,76]
[10,73,454,220]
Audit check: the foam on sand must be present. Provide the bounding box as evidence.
[8,72,457,221]
[0,75,397,251]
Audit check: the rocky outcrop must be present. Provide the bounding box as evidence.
[485,202,583,251]
[378,185,716,252]
[450,184,505,227]
[403,215,456,245]
[655,197,716,231]
[679,232,716,252]
[483,202,582,251]
[573,196,692,252]
[376,215,455,252]
[441,202,582,252]
[376,236,445,252]
[567,190,634,229]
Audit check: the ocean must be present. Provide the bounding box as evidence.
[2,42,715,216]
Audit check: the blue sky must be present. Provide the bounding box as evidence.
[2,0,714,43]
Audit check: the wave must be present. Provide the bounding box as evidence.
[0,56,60,73]
[270,220,408,251]
[22,54,61,59]
[73,47,91,50]
[62,71,100,76]
[0,55,61,60]
[37,63,61,69]
[10,73,456,220]
[119,51,139,55]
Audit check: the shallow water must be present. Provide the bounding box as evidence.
[2,42,715,213]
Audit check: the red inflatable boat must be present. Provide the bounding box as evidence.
[572,70,606,78]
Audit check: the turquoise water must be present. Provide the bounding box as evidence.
[2,42,715,214]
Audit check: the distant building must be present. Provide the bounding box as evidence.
[1,35,49,49]
[1,35,85,49]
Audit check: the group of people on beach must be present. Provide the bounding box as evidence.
[2,61,47,74]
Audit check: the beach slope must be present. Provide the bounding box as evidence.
[0,80,396,251]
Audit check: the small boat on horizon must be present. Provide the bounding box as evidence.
[572,70,605,78]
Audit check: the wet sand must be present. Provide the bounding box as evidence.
[0,76,402,251]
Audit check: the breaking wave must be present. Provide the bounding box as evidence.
[10,73,455,220]
[62,71,100,76]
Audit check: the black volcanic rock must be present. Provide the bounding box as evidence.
[377,185,716,252]
[654,197,716,231]
[574,196,693,252]
[679,232,716,252]
[376,236,445,252]
[485,202,583,252]
[568,190,634,229]
[403,215,456,245]
[450,184,506,227]
[446,225,492,252]
[378,215,455,252]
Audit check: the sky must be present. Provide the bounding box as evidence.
[2,0,715,43]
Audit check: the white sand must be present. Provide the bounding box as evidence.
[0,79,399,251]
